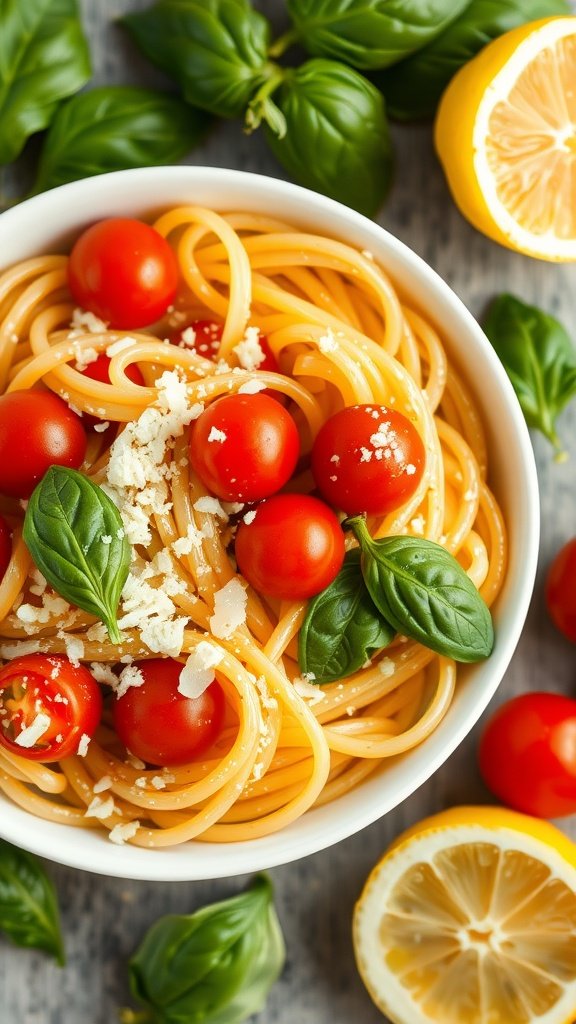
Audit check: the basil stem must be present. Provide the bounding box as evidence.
[122,875,284,1024]
[346,516,494,663]
[0,839,64,965]
[23,467,131,646]
[299,550,394,684]
[483,293,576,461]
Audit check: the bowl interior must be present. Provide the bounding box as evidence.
[0,168,539,879]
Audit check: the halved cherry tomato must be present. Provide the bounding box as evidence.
[0,389,86,499]
[311,405,425,516]
[0,654,102,762]
[546,538,576,642]
[190,393,300,503]
[68,218,179,329]
[0,515,12,580]
[235,493,345,600]
[479,692,576,818]
[112,658,225,767]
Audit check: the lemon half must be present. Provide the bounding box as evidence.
[435,17,576,262]
[353,806,576,1024]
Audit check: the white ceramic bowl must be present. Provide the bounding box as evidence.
[0,167,539,880]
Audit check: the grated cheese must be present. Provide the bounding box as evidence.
[233,326,265,371]
[85,795,116,819]
[210,578,247,639]
[14,712,51,748]
[178,642,223,698]
[109,820,140,845]
[238,378,266,395]
[115,665,145,699]
[77,733,91,757]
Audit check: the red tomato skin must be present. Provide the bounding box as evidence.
[112,658,225,767]
[479,693,576,818]
[68,218,179,329]
[0,390,87,498]
[311,405,425,516]
[0,515,12,579]
[80,353,145,430]
[190,393,300,503]
[235,493,345,600]
[546,539,576,643]
[0,654,102,762]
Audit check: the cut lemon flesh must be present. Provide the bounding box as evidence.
[353,807,576,1024]
[435,17,576,261]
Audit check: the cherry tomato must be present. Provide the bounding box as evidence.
[80,353,145,429]
[311,405,426,516]
[0,389,87,499]
[190,393,300,503]
[0,515,12,579]
[112,658,225,767]
[235,493,345,600]
[172,319,280,372]
[546,538,576,642]
[0,654,102,762]
[68,218,179,329]
[479,693,576,818]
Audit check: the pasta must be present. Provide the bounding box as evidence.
[0,206,507,848]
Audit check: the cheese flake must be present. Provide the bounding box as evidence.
[14,712,51,748]
[178,642,223,698]
[233,326,265,371]
[209,578,247,639]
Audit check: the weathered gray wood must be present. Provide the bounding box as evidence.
[0,2,575,1021]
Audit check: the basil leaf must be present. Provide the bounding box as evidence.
[0,0,91,164]
[265,60,393,218]
[299,550,394,684]
[32,86,210,194]
[377,0,569,121]
[483,293,576,458]
[124,875,284,1024]
[23,467,130,645]
[122,0,271,119]
[287,0,470,70]
[0,839,64,965]
[347,519,493,662]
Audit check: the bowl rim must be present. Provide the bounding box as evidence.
[0,166,540,880]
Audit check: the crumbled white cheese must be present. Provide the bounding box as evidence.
[172,524,205,557]
[207,426,227,443]
[14,712,51,748]
[85,795,116,819]
[222,502,244,516]
[238,378,267,395]
[93,421,110,433]
[151,775,166,790]
[109,820,140,845]
[242,510,257,525]
[178,642,223,698]
[318,329,338,354]
[64,636,84,667]
[77,733,91,757]
[89,663,119,688]
[210,578,247,639]
[378,658,396,677]
[73,344,100,371]
[71,308,108,333]
[118,572,186,658]
[293,676,326,704]
[106,336,136,357]
[233,326,265,371]
[193,496,228,520]
[0,640,42,658]
[115,665,145,699]
[93,775,113,794]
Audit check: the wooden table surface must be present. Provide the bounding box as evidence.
[1,2,575,1022]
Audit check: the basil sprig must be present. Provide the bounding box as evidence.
[0,839,64,965]
[23,467,131,646]
[285,0,470,70]
[483,293,576,460]
[377,0,570,121]
[121,875,284,1024]
[122,0,272,119]
[346,517,494,663]
[0,0,90,165]
[32,86,210,195]
[299,550,394,685]
[263,60,393,218]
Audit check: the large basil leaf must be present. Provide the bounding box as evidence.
[287,0,470,70]
[122,0,271,119]
[124,875,284,1024]
[23,467,131,645]
[377,0,570,121]
[265,60,393,218]
[0,0,91,164]
[32,86,210,194]
[483,293,576,457]
[347,519,493,662]
[0,840,64,965]
[299,550,394,684]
